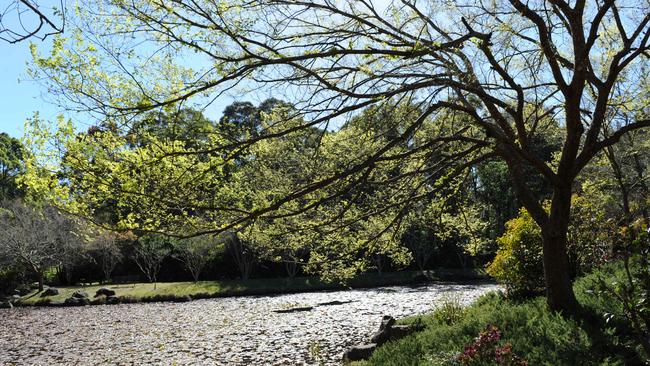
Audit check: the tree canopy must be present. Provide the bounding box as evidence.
[23,0,650,314]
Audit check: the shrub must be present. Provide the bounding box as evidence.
[456,325,527,366]
[432,295,466,326]
[566,195,613,274]
[0,265,25,296]
[487,196,613,298]
[486,208,544,297]
[576,230,650,362]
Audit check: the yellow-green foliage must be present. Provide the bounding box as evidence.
[486,208,544,296]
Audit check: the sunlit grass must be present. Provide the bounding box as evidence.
[20,269,485,305]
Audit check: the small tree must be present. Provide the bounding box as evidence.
[173,235,215,282]
[132,234,170,289]
[222,232,256,280]
[92,230,131,283]
[0,200,83,291]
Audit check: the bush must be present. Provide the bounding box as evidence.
[575,229,650,361]
[566,195,613,275]
[487,196,612,298]
[0,265,25,296]
[432,296,466,326]
[455,325,528,366]
[486,208,544,297]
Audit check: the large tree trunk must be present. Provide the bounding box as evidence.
[542,186,579,314]
[505,152,579,315]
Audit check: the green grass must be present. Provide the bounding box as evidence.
[358,261,644,366]
[20,269,486,306]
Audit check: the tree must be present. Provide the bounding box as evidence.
[126,108,216,149]
[27,1,650,314]
[91,230,131,283]
[583,128,650,231]
[222,232,257,280]
[0,200,84,291]
[172,235,216,282]
[0,0,64,43]
[0,133,24,200]
[131,234,171,289]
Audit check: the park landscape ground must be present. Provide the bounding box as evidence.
[1,0,650,365]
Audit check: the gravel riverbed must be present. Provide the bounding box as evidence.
[0,282,500,365]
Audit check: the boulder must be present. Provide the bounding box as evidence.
[41,288,59,297]
[95,287,116,298]
[65,296,90,306]
[342,343,377,362]
[370,315,396,345]
[390,324,417,338]
[15,285,31,296]
[370,315,419,346]
[72,290,89,299]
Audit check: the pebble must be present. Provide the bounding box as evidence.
[0,282,499,365]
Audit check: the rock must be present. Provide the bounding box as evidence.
[72,290,89,299]
[106,296,120,305]
[95,287,116,298]
[15,285,31,296]
[65,296,90,306]
[342,343,376,362]
[273,306,314,314]
[370,315,418,346]
[370,315,395,345]
[390,324,417,338]
[41,288,59,297]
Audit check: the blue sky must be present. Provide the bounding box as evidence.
[0,37,236,139]
[0,39,58,138]
[0,36,245,139]
[0,0,393,139]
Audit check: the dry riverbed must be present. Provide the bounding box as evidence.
[0,282,499,365]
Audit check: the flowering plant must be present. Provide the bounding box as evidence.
[455,325,527,366]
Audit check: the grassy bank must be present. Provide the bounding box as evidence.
[19,268,487,306]
[356,262,643,365]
